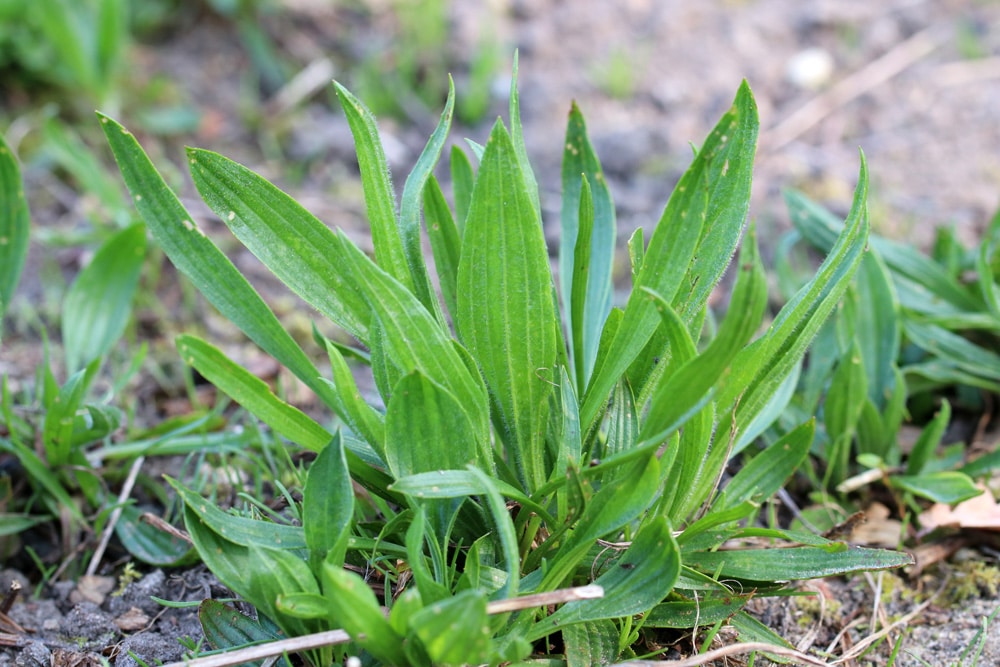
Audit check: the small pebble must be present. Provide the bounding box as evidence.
[786,48,835,90]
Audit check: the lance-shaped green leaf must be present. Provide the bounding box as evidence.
[509,52,540,217]
[717,156,870,439]
[561,105,616,389]
[186,147,369,343]
[62,222,145,374]
[0,134,30,326]
[408,590,492,666]
[906,400,950,476]
[538,452,660,592]
[456,119,558,492]
[339,232,490,443]
[399,77,455,318]
[582,82,758,429]
[384,371,485,478]
[176,335,331,452]
[528,516,679,640]
[333,81,412,292]
[99,114,337,410]
[685,545,912,581]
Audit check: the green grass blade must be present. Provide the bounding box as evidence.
[0,134,30,325]
[582,82,758,429]
[333,81,412,292]
[62,223,146,374]
[99,114,336,409]
[423,175,461,319]
[399,77,455,318]
[176,335,331,452]
[456,120,559,492]
[186,147,370,343]
[561,105,616,389]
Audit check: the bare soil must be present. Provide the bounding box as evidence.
[3,1,1000,665]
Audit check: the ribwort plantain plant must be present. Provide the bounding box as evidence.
[101,61,912,665]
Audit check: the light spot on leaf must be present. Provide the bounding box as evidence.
[721,159,730,176]
[227,211,236,221]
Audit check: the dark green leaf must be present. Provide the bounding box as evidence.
[686,545,912,581]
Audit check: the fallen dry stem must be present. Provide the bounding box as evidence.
[612,641,833,666]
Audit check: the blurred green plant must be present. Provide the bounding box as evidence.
[0,0,129,113]
[101,64,911,664]
[353,0,500,124]
[1,134,228,573]
[771,191,1000,507]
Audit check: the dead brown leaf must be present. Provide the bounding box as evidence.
[919,485,1000,531]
